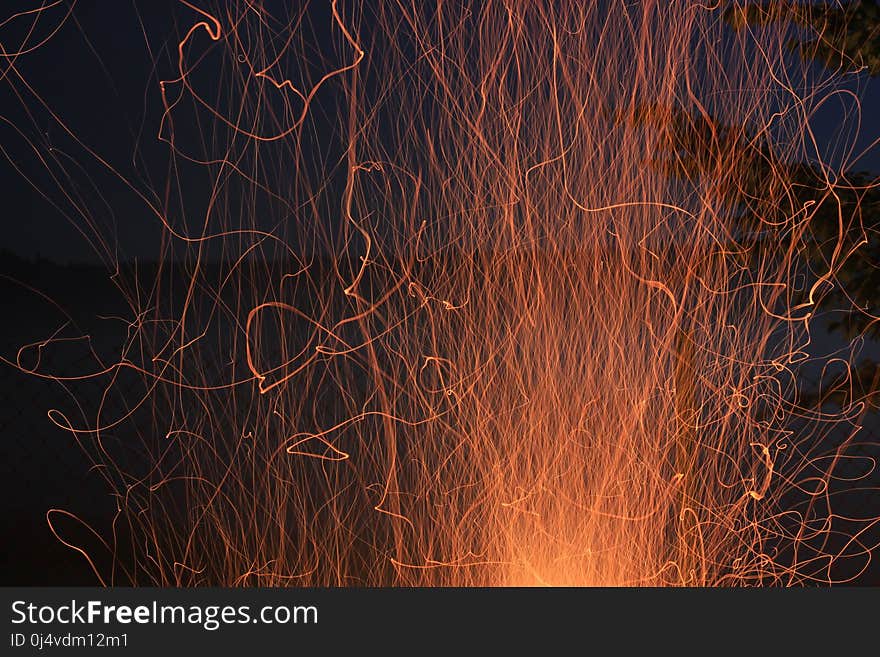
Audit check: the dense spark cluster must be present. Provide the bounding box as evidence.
[2,1,879,586]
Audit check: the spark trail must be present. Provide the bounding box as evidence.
[1,0,879,586]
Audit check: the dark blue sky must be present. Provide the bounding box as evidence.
[1,1,878,264]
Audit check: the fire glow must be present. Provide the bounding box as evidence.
[2,0,879,586]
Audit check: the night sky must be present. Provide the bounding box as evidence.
[1,1,879,264]
[2,1,174,263]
